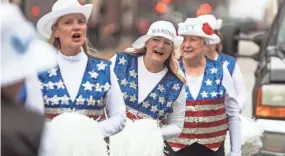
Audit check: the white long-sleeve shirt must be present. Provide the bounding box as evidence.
[231,64,247,112]
[23,72,45,114]
[214,55,248,112]
[56,51,126,137]
[110,54,186,140]
[185,65,241,156]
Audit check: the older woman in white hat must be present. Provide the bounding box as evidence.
[1,3,57,156]
[197,14,247,112]
[26,0,126,138]
[109,21,186,155]
[167,18,241,156]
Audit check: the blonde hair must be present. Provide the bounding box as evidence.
[48,25,101,59]
[127,47,185,83]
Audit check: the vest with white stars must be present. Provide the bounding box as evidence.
[114,53,183,121]
[39,58,111,121]
[217,53,236,76]
[168,58,227,152]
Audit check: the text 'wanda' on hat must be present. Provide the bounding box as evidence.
[131,21,184,49]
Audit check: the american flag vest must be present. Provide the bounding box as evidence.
[217,53,236,76]
[39,58,111,121]
[114,53,183,121]
[168,58,227,152]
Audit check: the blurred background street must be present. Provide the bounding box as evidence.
[6,0,285,154]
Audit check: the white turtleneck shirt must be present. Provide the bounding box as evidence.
[56,51,126,137]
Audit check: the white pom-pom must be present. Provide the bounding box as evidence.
[42,113,108,156]
[110,118,164,156]
[109,118,134,156]
[225,116,264,156]
[130,119,165,156]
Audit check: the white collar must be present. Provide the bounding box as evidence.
[214,53,219,60]
[58,50,87,62]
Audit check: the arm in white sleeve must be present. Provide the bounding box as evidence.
[97,69,126,138]
[24,73,45,115]
[161,85,186,140]
[222,66,241,156]
[109,54,117,71]
[232,64,247,112]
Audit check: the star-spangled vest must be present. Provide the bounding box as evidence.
[168,58,228,152]
[217,53,236,76]
[39,57,111,121]
[114,53,183,121]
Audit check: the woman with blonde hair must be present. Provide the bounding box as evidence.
[21,0,127,140]
[110,21,186,155]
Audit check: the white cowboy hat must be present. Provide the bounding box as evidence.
[37,0,93,39]
[132,21,184,49]
[197,14,223,30]
[178,18,220,45]
[1,3,57,87]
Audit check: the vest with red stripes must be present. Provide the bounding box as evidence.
[168,58,227,152]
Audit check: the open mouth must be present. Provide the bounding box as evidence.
[153,50,164,56]
[72,33,81,39]
[184,49,194,53]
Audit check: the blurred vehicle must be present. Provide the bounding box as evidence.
[223,1,285,155]
[220,0,280,56]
